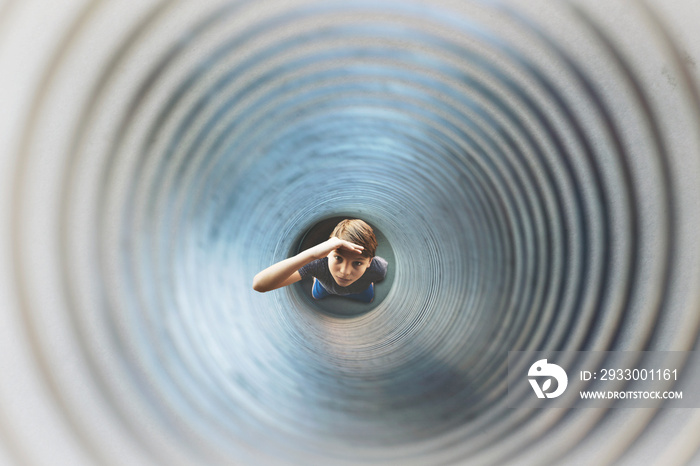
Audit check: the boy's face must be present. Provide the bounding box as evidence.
[327,249,372,287]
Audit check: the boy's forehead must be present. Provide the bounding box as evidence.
[333,249,369,261]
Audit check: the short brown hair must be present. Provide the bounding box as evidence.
[330,219,377,258]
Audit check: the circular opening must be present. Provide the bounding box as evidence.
[293,216,395,317]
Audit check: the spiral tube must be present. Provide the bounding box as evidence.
[1,0,700,465]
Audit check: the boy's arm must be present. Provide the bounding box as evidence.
[253,238,363,293]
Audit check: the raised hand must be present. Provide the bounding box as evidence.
[311,237,364,259]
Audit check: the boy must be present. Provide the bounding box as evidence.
[253,219,388,303]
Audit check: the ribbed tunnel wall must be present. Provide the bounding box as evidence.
[1,0,700,465]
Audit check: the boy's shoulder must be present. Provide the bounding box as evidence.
[370,256,388,277]
[298,256,329,278]
[372,256,387,266]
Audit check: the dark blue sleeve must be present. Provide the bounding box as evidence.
[298,258,326,279]
[366,256,388,282]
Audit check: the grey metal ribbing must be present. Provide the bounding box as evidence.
[1,1,700,465]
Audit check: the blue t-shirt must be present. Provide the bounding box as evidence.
[298,256,388,296]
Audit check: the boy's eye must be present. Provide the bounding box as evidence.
[334,255,342,261]
[354,262,362,266]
